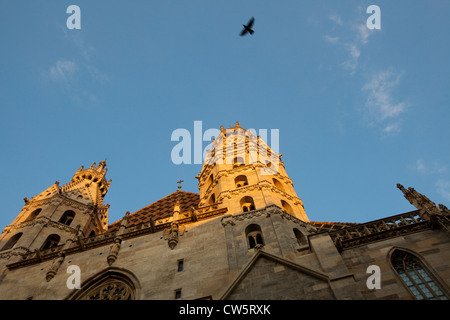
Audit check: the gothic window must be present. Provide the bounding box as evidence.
[293,228,306,246]
[208,193,216,205]
[74,273,136,300]
[240,196,255,212]
[235,175,249,188]
[273,178,285,192]
[59,210,75,226]
[1,232,23,251]
[24,208,42,222]
[391,250,448,300]
[245,224,264,249]
[208,174,214,189]
[41,234,61,250]
[281,200,294,215]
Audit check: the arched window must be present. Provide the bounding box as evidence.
[293,228,306,246]
[59,210,75,226]
[1,232,23,251]
[245,224,264,249]
[235,175,249,188]
[281,200,294,215]
[240,196,255,212]
[70,271,137,300]
[24,208,42,222]
[391,250,448,300]
[41,234,61,250]
[273,178,285,192]
[208,193,216,205]
[208,174,214,189]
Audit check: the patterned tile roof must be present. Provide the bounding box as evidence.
[108,190,200,232]
[107,191,357,233]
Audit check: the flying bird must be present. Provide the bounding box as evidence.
[240,17,255,36]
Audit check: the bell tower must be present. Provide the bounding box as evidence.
[0,161,111,259]
[196,122,309,221]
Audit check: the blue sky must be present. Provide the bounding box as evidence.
[1,0,449,231]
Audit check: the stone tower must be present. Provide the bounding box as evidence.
[196,122,308,221]
[0,161,111,264]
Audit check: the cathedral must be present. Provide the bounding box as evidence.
[0,123,449,300]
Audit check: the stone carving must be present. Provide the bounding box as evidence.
[221,215,235,227]
[107,238,121,265]
[397,184,441,217]
[329,210,429,251]
[46,254,65,282]
[163,223,185,249]
[106,212,130,265]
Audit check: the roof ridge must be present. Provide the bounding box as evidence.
[129,190,199,214]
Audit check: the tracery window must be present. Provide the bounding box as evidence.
[74,273,136,300]
[84,280,134,300]
[391,250,448,300]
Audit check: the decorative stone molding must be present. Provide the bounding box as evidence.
[0,246,31,260]
[216,181,304,208]
[329,210,431,251]
[5,206,228,270]
[221,215,235,227]
[220,204,315,231]
[4,216,79,235]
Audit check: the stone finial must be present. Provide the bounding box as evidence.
[397,183,441,216]
[439,204,450,215]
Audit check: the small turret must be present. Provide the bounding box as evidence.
[0,161,112,260]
